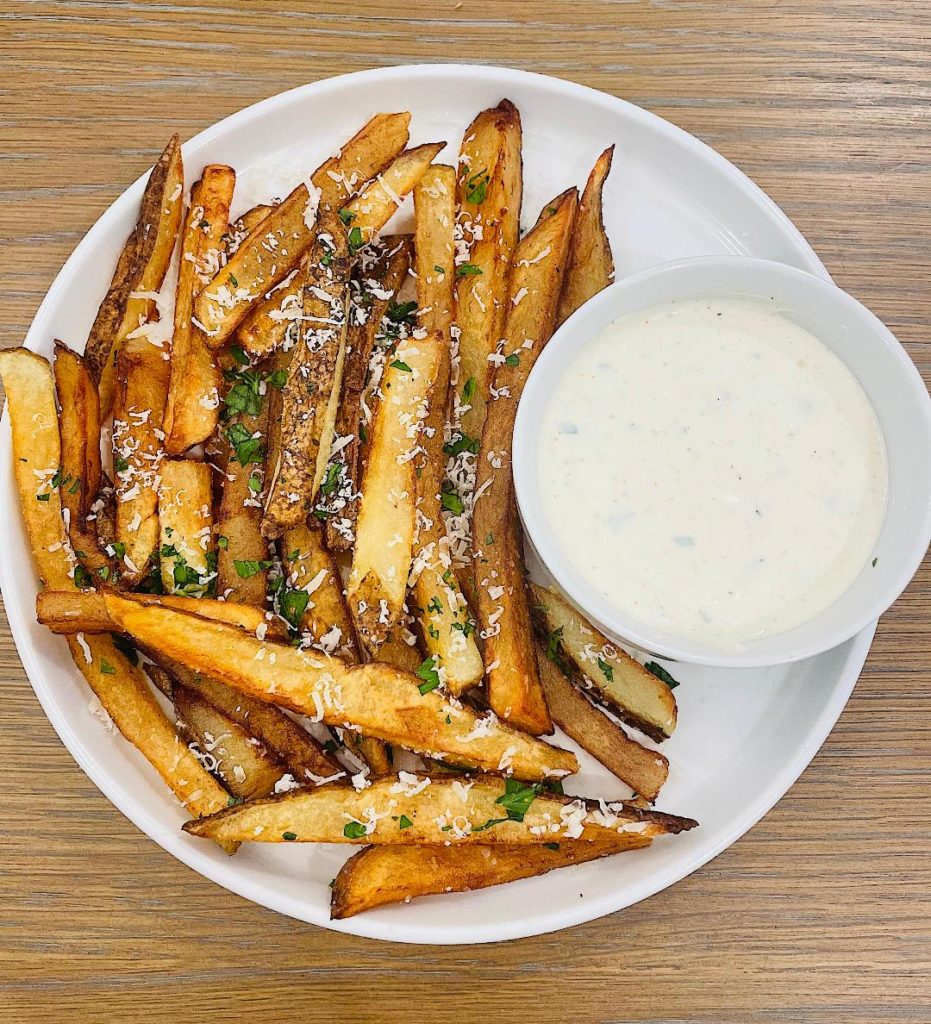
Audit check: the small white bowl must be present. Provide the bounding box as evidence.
[513,256,931,668]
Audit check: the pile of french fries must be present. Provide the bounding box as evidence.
[1,103,696,918]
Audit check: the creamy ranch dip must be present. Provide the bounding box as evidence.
[538,298,887,650]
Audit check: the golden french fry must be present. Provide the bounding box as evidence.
[52,342,118,584]
[473,188,578,735]
[157,459,214,596]
[0,348,74,589]
[67,633,230,819]
[347,334,443,646]
[182,773,696,846]
[111,337,170,586]
[262,214,351,537]
[322,237,412,551]
[163,165,236,452]
[557,145,615,325]
[331,835,652,918]
[454,100,522,443]
[36,589,285,638]
[530,583,677,741]
[342,142,445,244]
[103,595,579,781]
[195,113,411,344]
[152,653,343,783]
[536,646,668,801]
[97,136,184,416]
[85,135,183,415]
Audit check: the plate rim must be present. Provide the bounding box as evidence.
[0,62,872,945]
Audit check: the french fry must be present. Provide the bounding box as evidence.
[163,165,236,452]
[226,204,274,255]
[37,589,284,638]
[473,189,578,734]
[408,165,483,693]
[331,835,652,918]
[234,267,305,359]
[347,334,443,646]
[182,773,696,846]
[148,663,288,801]
[262,213,351,537]
[85,135,183,417]
[96,137,184,416]
[536,646,668,801]
[152,654,343,783]
[454,100,522,442]
[280,523,359,659]
[103,595,579,781]
[111,336,170,586]
[195,113,411,344]
[322,237,412,551]
[341,142,445,244]
[557,146,615,325]
[157,459,214,596]
[0,348,75,589]
[530,583,677,741]
[52,342,118,584]
[67,633,231,819]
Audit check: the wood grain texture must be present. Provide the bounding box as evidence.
[1,2,929,1021]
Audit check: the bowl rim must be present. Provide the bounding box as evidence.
[513,253,931,669]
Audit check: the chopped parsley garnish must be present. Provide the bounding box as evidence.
[644,661,680,690]
[100,660,116,675]
[225,422,264,466]
[114,454,129,473]
[416,656,441,695]
[109,541,126,559]
[386,299,418,324]
[217,535,228,550]
[338,208,356,226]
[452,620,475,637]
[544,842,560,851]
[343,822,368,839]
[456,263,482,277]
[427,623,440,640]
[484,532,495,545]
[433,264,445,275]
[597,657,614,682]
[390,359,412,373]
[441,483,464,516]
[96,566,110,580]
[172,557,207,596]
[266,368,287,389]
[247,472,262,493]
[465,167,489,205]
[282,831,298,841]
[234,558,274,579]
[472,817,508,833]
[427,596,442,615]
[36,493,50,502]
[73,564,93,590]
[494,778,542,822]
[504,352,520,367]
[228,272,239,287]
[230,344,249,366]
[398,815,413,830]
[462,377,477,402]
[227,796,244,807]
[319,461,342,496]
[278,587,310,631]
[223,367,264,416]
[68,477,81,494]
[51,468,64,488]
[443,432,480,457]
[347,225,364,252]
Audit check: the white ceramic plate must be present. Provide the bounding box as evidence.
[0,64,875,945]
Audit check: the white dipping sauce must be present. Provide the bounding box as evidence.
[538,298,887,650]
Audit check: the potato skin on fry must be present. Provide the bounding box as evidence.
[0,347,74,589]
[536,646,668,801]
[557,145,615,326]
[182,772,696,847]
[473,189,578,735]
[330,836,652,918]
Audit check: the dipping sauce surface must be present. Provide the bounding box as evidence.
[538,297,887,651]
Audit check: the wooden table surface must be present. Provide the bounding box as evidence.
[1,2,929,1021]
